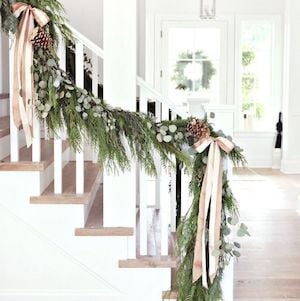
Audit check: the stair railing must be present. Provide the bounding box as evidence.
[8,25,188,259]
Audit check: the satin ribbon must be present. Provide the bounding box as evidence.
[192,136,234,288]
[12,2,50,147]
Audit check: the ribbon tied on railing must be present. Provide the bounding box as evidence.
[12,2,50,147]
[192,134,234,288]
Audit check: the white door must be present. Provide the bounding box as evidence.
[160,19,234,108]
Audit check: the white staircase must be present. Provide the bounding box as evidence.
[0,24,188,300]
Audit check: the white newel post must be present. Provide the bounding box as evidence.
[103,0,137,258]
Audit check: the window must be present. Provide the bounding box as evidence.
[237,18,281,131]
[161,21,229,106]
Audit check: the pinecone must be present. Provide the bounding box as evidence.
[31,28,53,49]
[187,118,210,139]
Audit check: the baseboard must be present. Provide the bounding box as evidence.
[0,290,121,301]
[281,158,300,174]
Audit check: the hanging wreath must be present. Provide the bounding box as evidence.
[172,50,216,91]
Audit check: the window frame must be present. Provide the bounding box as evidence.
[234,15,283,132]
[155,15,235,106]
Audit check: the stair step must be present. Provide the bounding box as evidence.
[0,139,68,171]
[75,183,134,236]
[162,291,178,300]
[30,161,101,204]
[119,257,176,268]
[0,93,9,100]
[0,116,9,138]
[75,227,134,236]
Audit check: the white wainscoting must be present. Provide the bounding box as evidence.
[234,131,276,168]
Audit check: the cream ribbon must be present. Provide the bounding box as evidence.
[12,2,50,147]
[192,136,234,288]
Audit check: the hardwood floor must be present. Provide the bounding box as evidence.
[232,168,300,300]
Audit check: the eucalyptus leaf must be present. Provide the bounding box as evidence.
[39,81,47,89]
[47,59,57,67]
[156,133,163,142]
[65,92,72,98]
[163,135,173,143]
[169,124,177,133]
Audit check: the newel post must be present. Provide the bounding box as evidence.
[103,0,137,258]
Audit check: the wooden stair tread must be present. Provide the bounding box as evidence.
[0,116,9,138]
[31,161,101,204]
[162,291,178,300]
[0,140,68,171]
[0,93,9,100]
[119,257,176,268]
[75,184,133,236]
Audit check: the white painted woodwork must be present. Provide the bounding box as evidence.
[170,111,177,232]
[54,35,66,194]
[103,0,137,259]
[139,90,148,256]
[9,36,19,162]
[91,53,99,164]
[75,41,85,194]
[160,104,170,256]
[31,114,41,162]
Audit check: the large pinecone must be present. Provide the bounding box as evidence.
[31,28,53,49]
[187,118,210,139]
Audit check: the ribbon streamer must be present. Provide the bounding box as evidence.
[12,2,50,147]
[192,136,234,288]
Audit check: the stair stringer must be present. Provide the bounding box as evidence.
[0,169,172,301]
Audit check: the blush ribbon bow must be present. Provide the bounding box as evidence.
[192,136,234,288]
[12,2,50,147]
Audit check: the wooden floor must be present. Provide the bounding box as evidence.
[232,168,300,300]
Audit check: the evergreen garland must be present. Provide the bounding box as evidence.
[0,1,249,300]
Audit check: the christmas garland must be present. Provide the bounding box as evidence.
[0,1,248,300]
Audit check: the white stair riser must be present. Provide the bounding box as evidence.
[0,98,9,117]
[0,130,26,161]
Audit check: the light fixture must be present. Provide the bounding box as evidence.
[200,0,216,19]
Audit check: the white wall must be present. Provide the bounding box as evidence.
[0,32,9,93]
[61,0,103,47]
[281,0,300,173]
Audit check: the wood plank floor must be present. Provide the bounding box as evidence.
[232,168,300,300]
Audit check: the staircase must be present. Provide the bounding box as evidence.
[0,24,193,300]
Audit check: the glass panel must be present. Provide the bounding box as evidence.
[240,21,273,131]
[168,28,194,62]
[194,28,221,60]
[167,26,222,103]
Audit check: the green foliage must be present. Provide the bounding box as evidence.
[242,50,255,67]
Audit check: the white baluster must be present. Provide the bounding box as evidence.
[139,89,148,256]
[92,53,99,164]
[32,115,41,162]
[54,34,66,194]
[75,41,85,194]
[160,103,170,256]
[155,100,162,210]
[9,35,19,162]
[170,111,177,232]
